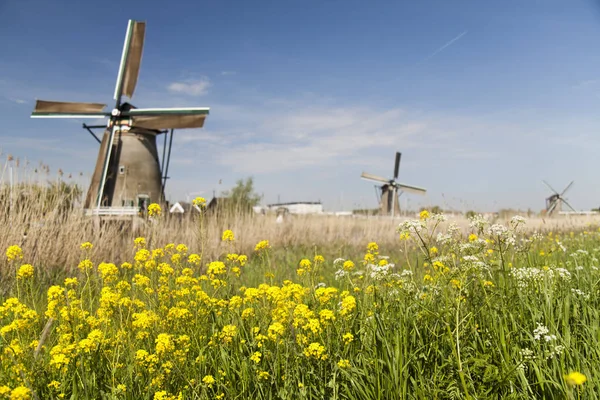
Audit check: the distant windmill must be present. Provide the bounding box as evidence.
[543,180,576,216]
[361,152,426,217]
[30,20,210,215]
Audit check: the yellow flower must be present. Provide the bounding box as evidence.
[250,351,262,364]
[202,375,216,387]
[343,260,355,271]
[6,245,23,261]
[565,371,586,386]
[299,259,312,271]
[78,259,93,272]
[192,196,206,208]
[80,242,93,250]
[9,386,31,400]
[254,240,270,252]
[147,203,162,217]
[483,280,494,287]
[337,359,351,368]
[468,233,478,242]
[222,229,235,242]
[367,242,379,253]
[342,333,354,345]
[303,342,327,360]
[430,247,438,254]
[419,210,430,220]
[314,255,325,264]
[134,237,146,248]
[188,253,201,265]
[16,264,34,280]
[257,370,270,380]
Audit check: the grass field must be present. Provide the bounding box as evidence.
[1,204,600,399]
[1,179,600,399]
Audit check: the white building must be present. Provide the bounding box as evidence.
[265,202,324,215]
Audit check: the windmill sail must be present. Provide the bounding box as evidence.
[114,20,146,101]
[360,172,389,184]
[31,100,108,118]
[396,183,426,195]
[125,107,210,130]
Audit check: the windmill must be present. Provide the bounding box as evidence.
[543,180,576,216]
[361,152,426,217]
[30,20,210,215]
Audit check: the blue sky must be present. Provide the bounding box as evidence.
[1,0,600,212]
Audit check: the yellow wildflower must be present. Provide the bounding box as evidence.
[148,203,162,217]
[250,351,262,364]
[134,237,146,248]
[202,375,216,387]
[222,229,235,242]
[16,264,34,280]
[419,210,430,220]
[192,196,206,208]
[303,342,327,360]
[6,245,23,261]
[337,359,351,368]
[342,333,354,345]
[343,260,355,271]
[257,370,270,380]
[77,259,93,272]
[9,386,31,400]
[565,371,586,386]
[254,240,270,252]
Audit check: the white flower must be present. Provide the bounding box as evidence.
[334,269,348,280]
[510,215,526,228]
[469,214,489,231]
[432,213,447,223]
[533,323,550,341]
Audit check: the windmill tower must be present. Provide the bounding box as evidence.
[361,152,426,217]
[543,180,576,216]
[30,20,210,215]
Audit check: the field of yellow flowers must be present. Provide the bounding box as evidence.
[0,204,598,399]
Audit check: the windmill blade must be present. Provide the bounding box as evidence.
[560,180,574,197]
[125,107,210,130]
[562,198,577,212]
[114,20,146,101]
[542,180,559,195]
[393,152,401,180]
[361,172,389,184]
[396,183,426,195]
[31,100,108,118]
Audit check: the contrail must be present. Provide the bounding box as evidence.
[418,30,468,65]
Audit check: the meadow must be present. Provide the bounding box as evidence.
[1,176,600,399]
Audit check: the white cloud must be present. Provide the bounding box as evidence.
[167,78,211,96]
[220,71,237,76]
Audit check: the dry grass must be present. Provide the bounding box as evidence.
[1,164,600,277]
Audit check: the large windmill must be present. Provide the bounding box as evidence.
[30,20,210,215]
[543,180,576,216]
[361,152,426,217]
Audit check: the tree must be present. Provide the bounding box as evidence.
[220,177,262,214]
